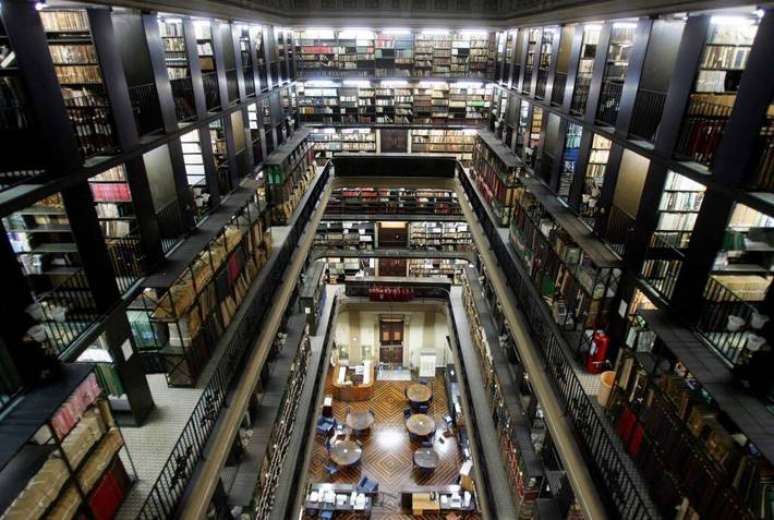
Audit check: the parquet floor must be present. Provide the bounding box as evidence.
[304,372,481,519]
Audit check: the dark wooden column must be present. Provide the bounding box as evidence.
[211,21,230,109]
[248,27,262,93]
[561,26,584,113]
[543,25,561,102]
[231,24,247,103]
[514,30,529,94]
[142,13,178,133]
[183,18,208,118]
[527,28,543,96]
[613,18,653,137]
[582,23,612,125]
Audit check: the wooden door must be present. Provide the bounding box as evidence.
[378,258,407,276]
[380,129,408,153]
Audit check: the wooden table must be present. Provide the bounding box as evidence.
[411,492,441,514]
[329,440,363,466]
[406,414,436,437]
[413,447,439,469]
[407,383,432,404]
[346,411,375,432]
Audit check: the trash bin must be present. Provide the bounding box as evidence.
[597,371,616,407]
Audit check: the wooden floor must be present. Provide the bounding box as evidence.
[304,372,481,519]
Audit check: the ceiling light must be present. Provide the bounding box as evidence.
[344,79,371,87]
[584,23,603,31]
[710,15,754,25]
[613,22,638,29]
[420,80,447,88]
[339,28,374,39]
[382,28,411,35]
[454,81,483,89]
[305,80,339,87]
[421,28,449,36]
[460,29,488,38]
[381,80,408,87]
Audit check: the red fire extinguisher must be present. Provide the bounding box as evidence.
[586,331,609,374]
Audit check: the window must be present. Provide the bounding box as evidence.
[380,318,404,344]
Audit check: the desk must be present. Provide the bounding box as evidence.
[346,411,375,432]
[304,483,372,513]
[329,440,363,466]
[401,485,476,513]
[406,414,436,437]
[407,383,432,404]
[413,448,439,470]
[411,493,440,514]
[333,362,375,401]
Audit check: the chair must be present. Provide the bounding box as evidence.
[421,439,434,448]
[317,417,335,436]
[403,407,412,419]
[356,476,379,494]
[417,404,429,414]
[320,511,334,520]
[324,462,338,477]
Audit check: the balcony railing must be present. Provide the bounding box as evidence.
[641,233,685,301]
[596,81,623,127]
[628,88,666,143]
[170,76,197,122]
[63,93,118,158]
[551,72,567,105]
[129,82,164,136]
[202,71,221,111]
[156,199,187,254]
[748,117,774,191]
[604,205,635,256]
[243,66,256,96]
[226,68,239,103]
[107,235,144,294]
[674,96,732,167]
[696,276,760,367]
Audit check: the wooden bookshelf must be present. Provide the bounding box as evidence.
[471,130,523,226]
[264,128,315,225]
[570,24,601,114]
[580,133,611,228]
[88,164,135,240]
[558,123,582,201]
[158,18,189,80]
[411,129,477,164]
[653,170,706,249]
[314,220,375,249]
[326,187,462,217]
[408,221,471,251]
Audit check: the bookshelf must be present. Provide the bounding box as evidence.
[472,131,523,226]
[375,31,414,77]
[503,30,515,82]
[326,187,462,217]
[526,106,544,168]
[408,258,468,280]
[194,20,220,111]
[250,26,268,90]
[570,24,601,114]
[0,367,135,520]
[597,23,635,124]
[88,164,135,240]
[411,128,477,163]
[535,29,556,99]
[0,13,29,133]
[676,17,759,166]
[158,18,188,80]
[40,9,116,158]
[326,257,375,281]
[558,123,583,202]
[522,29,541,94]
[75,332,130,409]
[580,134,611,227]
[264,129,315,225]
[139,196,270,386]
[653,171,706,249]
[408,221,471,251]
[314,220,375,249]
[180,130,212,219]
[209,118,231,194]
[516,100,530,154]
[308,127,376,160]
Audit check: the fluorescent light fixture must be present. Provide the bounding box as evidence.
[344,79,371,87]
[305,80,339,87]
[419,80,447,87]
[382,28,411,35]
[303,28,335,39]
[460,29,488,38]
[454,81,483,89]
[710,15,754,25]
[381,80,408,87]
[421,28,449,35]
[161,17,183,24]
[339,28,374,39]
[613,22,638,29]
[463,129,478,136]
[584,23,603,31]
[193,19,211,28]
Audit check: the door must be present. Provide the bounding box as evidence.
[380,318,404,364]
[378,258,407,276]
[380,129,408,153]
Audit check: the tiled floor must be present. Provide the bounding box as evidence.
[304,373,481,520]
[117,374,203,519]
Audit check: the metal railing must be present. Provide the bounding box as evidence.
[170,76,197,122]
[135,163,330,519]
[596,81,623,127]
[696,276,759,367]
[604,205,635,256]
[243,66,256,96]
[128,83,164,136]
[63,93,118,158]
[675,97,732,166]
[156,199,187,254]
[641,233,685,301]
[628,88,666,143]
[37,269,101,357]
[225,68,239,103]
[552,72,567,106]
[459,170,657,520]
[202,71,221,111]
[106,235,144,294]
[748,117,774,191]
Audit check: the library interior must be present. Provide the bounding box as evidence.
[0,0,773,519]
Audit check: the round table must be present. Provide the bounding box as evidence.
[329,440,363,466]
[406,414,436,437]
[413,447,440,469]
[346,411,375,432]
[407,383,432,404]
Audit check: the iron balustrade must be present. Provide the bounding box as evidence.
[202,71,221,111]
[551,72,567,106]
[604,205,635,257]
[536,69,549,99]
[129,83,164,136]
[640,233,685,301]
[243,66,256,96]
[170,77,197,122]
[675,97,732,166]
[63,93,118,158]
[155,198,187,254]
[458,169,657,520]
[628,88,666,143]
[36,269,101,357]
[225,68,239,103]
[696,276,760,367]
[106,235,144,294]
[596,81,623,127]
[749,117,774,190]
[135,164,330,519]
